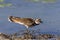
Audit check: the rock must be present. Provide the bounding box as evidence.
[0,33,11,40]
[39,34,54,39]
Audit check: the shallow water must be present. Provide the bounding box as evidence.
[0,0,60,35]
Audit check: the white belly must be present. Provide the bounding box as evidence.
[17,22,24,25]
[17,22,29,28]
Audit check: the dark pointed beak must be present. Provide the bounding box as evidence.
[40,21,43,23]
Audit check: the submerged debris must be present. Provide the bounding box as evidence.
[0,30,55,40]
[0,33,11,40]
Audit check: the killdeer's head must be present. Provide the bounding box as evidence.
[35,18,43,25]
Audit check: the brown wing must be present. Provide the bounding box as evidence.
[20,18,35,26]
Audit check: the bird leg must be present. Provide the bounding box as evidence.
[26,28,29,33]
[25,25,29,29]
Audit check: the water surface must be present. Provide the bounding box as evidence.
[0,0,60,35]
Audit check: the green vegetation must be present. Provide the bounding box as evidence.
[0,3,12,7]
[0,0,12,7]
[0,0,4,2]
[6,3,12,7]
[27,0,56,3]
[43,0,56,2]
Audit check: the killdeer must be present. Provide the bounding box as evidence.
[8,16,42,28]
